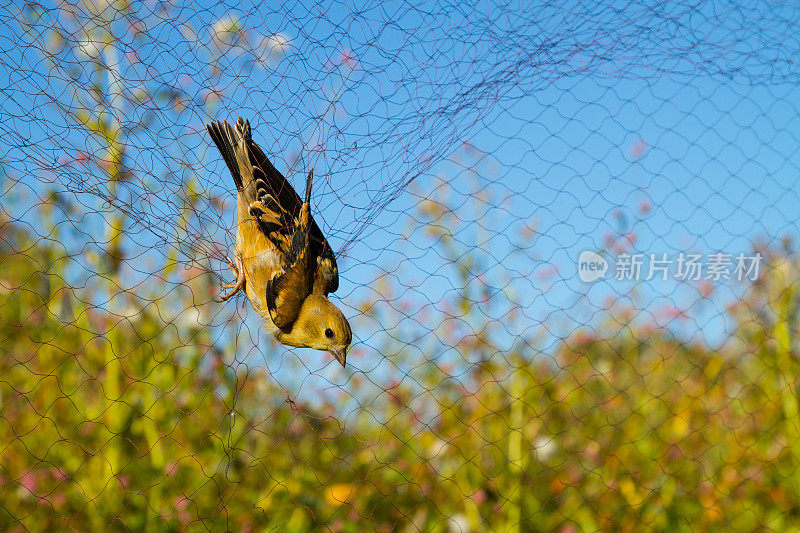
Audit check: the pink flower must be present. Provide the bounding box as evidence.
[697,281,714,298]
[537,264,559,281]
[663,306,686,320]
[339,49,358,70]
[51,467,67,482]
[629,139,648,159]
[20,472,36,492]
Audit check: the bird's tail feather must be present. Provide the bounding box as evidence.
[206,120,245,190]
[304,168,314,205]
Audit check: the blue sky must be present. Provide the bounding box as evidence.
[1,0,799,396]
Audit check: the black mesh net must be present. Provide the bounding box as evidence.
[2,0,800,530]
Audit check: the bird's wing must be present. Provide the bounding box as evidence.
[245,124,340,295]
[266,171,315,329]
[313,245,339,295]
[207,117,340,296]
[246,137,303,228]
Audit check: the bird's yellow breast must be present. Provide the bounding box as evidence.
[236,210,282,334]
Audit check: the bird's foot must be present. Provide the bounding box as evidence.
[214,252,246,302]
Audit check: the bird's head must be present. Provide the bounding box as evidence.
[283,294,352,367]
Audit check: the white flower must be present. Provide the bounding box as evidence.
[212,15,241,42]
[94,0,130,12]
[595,359,612,375]
[177,306,202,330]
[179,22,196,43]
[533,435,558,462]
[76,36,104,59]
[428,438,448,458]
[447,513,471,533]
[119,303,139,319]
[256,33,290,64]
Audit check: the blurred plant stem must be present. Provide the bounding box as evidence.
[770,262,800,499]
[100,42,126,517]
[506,361,528,533]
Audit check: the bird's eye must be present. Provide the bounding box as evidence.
[325,328,334,339]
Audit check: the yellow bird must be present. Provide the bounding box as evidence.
[206,117,352,367]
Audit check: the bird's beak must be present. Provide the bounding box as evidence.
[329,346,347,368]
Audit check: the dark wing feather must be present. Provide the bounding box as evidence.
[244,123,340,295]
[247,140,303,229]
[313,248,338,294]
[266,173,316,328]
[266,217,314,328]
[206,120,247,190]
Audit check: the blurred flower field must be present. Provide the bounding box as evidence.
[2,185,800,531]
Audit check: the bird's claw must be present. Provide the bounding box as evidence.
[214,252,245,303]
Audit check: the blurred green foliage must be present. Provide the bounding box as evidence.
[2,187,800,531]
